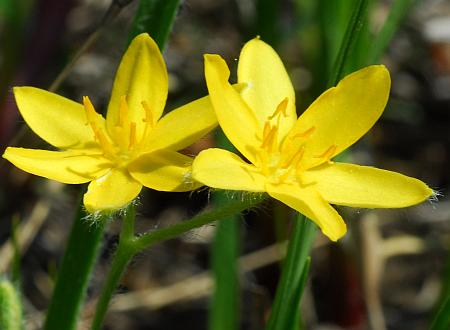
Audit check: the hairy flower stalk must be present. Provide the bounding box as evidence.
[3,33,217,213]
[192,38,433,241]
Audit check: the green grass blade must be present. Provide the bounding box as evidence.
[368,0,415,64]
[431,295,450,330]
[318,0,357,75]
[209,129,241,330]
[0,278,23,330]
[128,0,182,49]
[290,257,311,330]
[328,0,369,87]
[44,205,106,330]
[209,203,240,330]
[266,214,317,330]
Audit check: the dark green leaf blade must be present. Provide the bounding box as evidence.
[44,205,106,330]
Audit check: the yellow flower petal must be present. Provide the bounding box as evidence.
[204,54,261,164]
[303,162,433,208]
[144,95,217,152]
[13,87,99,149]
[237,38,297,138]
[285,65,391,169]
[129,150,200,192]
[84,168,142,213]
[266,183,347,241]
[106,33,168,140]
[192,148,266,192]
[2,147,110,184]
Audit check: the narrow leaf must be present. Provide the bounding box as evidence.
[368,0,415,64]
[328,0,369,87]
[128,0,182,49]
[44,204,106,330]
[266,214,317,330]
[209,129,241,330]
[291,257,311,330]
[209,206,240,330]
[0,278,23,330]
[431,295,450,330]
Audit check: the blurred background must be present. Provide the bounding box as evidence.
[0,0,449,329]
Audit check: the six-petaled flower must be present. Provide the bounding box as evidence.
[192,38,433,241]
[3,33,217,213]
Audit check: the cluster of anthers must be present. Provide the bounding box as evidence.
[253,97,336,185]
[83,95,155,167]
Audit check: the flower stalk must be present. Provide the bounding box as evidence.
[90,193,266,329]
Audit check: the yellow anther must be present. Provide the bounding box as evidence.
[118,96,129,127]
[290,126,316,140]
[269,97,289,120]
[129,122,137,148]
[94,128,115,158]
[261,126,278,152]
[262,121,271,140]
[83,96,99,127]
[280,146,305,169]
[141,101,154,127]
[314,145,337,161]
[83,96,115,157]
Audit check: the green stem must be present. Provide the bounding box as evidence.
[90,195,266,329]
[132,194,265,253]
[328,0,369,87]
[91,205,135,330]
[44,205,106,330]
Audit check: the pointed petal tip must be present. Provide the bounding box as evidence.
[357,64,391,83]
[131,32,155,46]
[204,53,223,63]
[13,86,37,100]
[323,224,347,242]
[241,37,273,53]
[204,54,230,80]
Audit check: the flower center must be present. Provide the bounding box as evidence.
[255,98,335,184]
[83,96,154,166]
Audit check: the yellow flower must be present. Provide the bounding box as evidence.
[192,38,433,241]
[3,33,217,213]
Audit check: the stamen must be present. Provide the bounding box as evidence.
[256,152,270,176]
[94,128,115,158]
[290,126,316,140]
[261,126,278,152]
[262,121,271,140]
[141,101,154,127]
[269,97,289,120]
[280,146,305,169]
[83,96,115,157]
[118,96,129,127]
[83,96,98,127]
[314,145,337,161]
[129,122,137,148]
